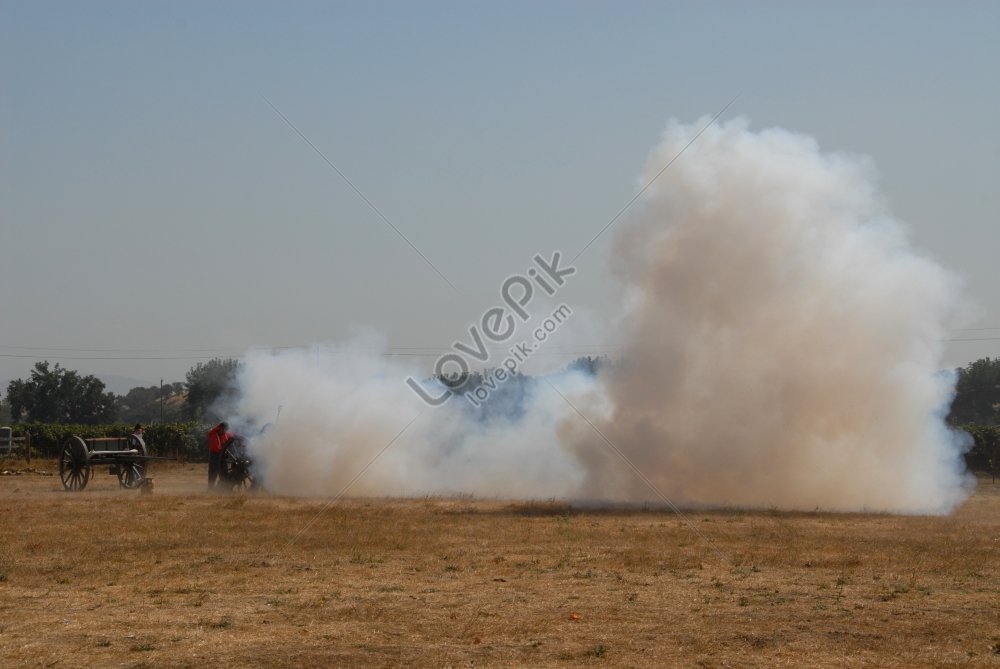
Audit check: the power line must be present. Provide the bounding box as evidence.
[0,332,996,362]
[0,344,305,354]
[945,338,1000,342]
[0,348,628,361]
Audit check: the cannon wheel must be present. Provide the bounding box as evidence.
[220,438,255,492]
[59,436,91,491]
[118,434,147,489]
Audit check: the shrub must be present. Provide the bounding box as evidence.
[9,422,209,461]
[961,424,1000,474]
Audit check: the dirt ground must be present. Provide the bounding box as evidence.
[0,458,998,668]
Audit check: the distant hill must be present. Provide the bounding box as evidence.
[98,374,159,395]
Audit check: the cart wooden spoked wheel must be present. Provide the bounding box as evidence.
[116,433,147,489]
[59,436,91,491]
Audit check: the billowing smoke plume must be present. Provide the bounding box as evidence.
[233,117,971,513]
[559,117,971,513]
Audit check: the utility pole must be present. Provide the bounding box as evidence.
[160,378,164,423]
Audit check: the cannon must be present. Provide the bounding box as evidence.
[59,434,173,492]
[219,435,256,492]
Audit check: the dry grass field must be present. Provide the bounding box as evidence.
[1,458,998,668]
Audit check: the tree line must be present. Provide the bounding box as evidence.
[1,358,240,425]
[3,354,999,428]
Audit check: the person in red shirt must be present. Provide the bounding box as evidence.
[207,422,232,490]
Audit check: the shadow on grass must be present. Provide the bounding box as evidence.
[430,498,893,520]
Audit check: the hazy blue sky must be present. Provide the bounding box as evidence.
[2,1,998,393]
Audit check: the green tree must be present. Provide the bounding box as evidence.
[566,355,608,376]
[4,361,118,423]
[6,379,29,422]
[948,357,1000,425]
[184,358,240,420]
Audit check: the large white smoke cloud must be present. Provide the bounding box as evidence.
[232,117,972,513]
[560,117,971,513]
[233,333,590,499]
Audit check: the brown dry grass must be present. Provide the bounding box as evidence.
[1,459,998,668]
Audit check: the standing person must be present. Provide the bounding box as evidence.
[207,422,231,490]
